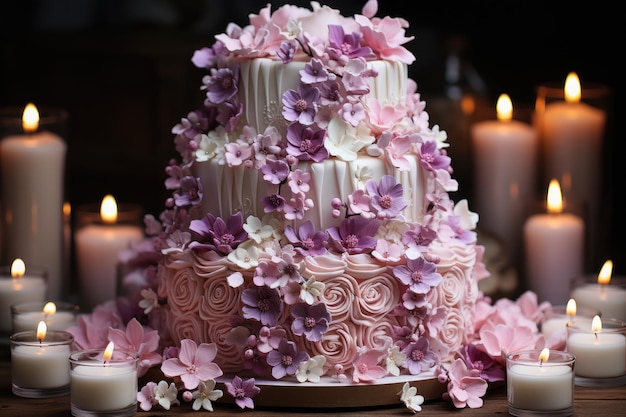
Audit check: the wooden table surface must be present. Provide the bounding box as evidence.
[1,358,625,416]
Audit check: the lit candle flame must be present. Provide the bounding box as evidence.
[597,260,613,285]
[539,347,550,365]
[564,72,581,104]
[566,298,577,321]
[103,341,115,364]
[546,179,563,214]
[496,93,513,122]
[43,302,57,316]
[100,195,118,224]
[63,201,71,219]
[11,258,26,278]
[37,321,47,342]
[591,315,602,337]
[22,103,39,133]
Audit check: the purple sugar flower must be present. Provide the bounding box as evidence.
[290,302,331,342]
[286,123,328,162]
[253,261,281,288]
[326,216,381,255]
[277,40,297,64]
[366,175,407,220]
[173,176,203,207]
[393,256,442,294]
[215,98,243,132]
[266,339,309,379]
[327,25,374,61]
[402,337,437,374]
[261,192,286,213]
[419,140,451,172]
[261,159,290,185]
[448,215,477,244]
[241,286,282,326]
[282,84,320,126]
[299,58,329,84]
[284,220,328,256]
[225,375,260,410]
[459,344,505,382]
[318,81,343,107]
[188,211,248,255]
[402,225,437,252]
[204,65,239,104]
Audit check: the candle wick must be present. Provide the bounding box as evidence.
[539,359,544,367]
[594,332,598,340]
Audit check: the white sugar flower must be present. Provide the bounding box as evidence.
[138,288,159,314]
[453,199,479,230]
[296,355,327,383]
[243,215,275,244]
[325,117,365,162]
[385,345,406,376]
[195,126,228,162]
[300,276,325,305]
[155,380,180,410]
[227,242,259,269]
[161,229,191,254]
[354,164,374,185]
[398,382,424,413]
[281,19,303,39]
[192,379,224,411]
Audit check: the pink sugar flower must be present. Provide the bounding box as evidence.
[107,318,162,377]
[161,339,223,390]
[225,375,260,410]
[352,349,388,382]
[444,358,488,409]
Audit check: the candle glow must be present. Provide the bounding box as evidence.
[546,179,563,214]
[103,341,114,363]
[539,348,550,365]
[21,103,39,134]
[597,260,613,285]
[100,195,118,224]
[591,315,602,333]
[496,94,513,122]
[564,72,581,104]
[566,298,577,318]
[11,258,26,279]
[43,302,57,316]
[37,321,47,341]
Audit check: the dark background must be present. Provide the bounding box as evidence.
[0,1,622,280]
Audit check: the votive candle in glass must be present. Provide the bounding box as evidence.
[11,300,79,333]
[0,259,47,334]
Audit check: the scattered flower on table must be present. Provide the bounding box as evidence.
[137,380,180,411]
[398,382,424,413]
[191,380,224,411]
[225,376,261,410]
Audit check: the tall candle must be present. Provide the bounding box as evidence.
[70,342,138,413]
[571,260,626,321]
[524,179,584,305]
[539,73,607,267]
[10,323,74,397]
[0,259,47,333]
[74,195,143,310]
[506,348,574,413]
[471,94,537,268]
[0,103,66,301]
[566,316,626,379]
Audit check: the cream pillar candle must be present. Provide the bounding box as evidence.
[0,259,47,333]
[74,195,143,310]
[0,104,66,301]
[524,180,584,305]
[471,94,537,267]
[11,301,78,333]
[70,342,138,415]
[571,260,626,321]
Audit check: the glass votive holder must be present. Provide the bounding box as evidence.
[0,263,47,335]
[74,199,144,311]
[506,349,575,417]
[566,317,626,387]
[12,300,79,334]
[570,274,626,322]
[541,303,599,347]
[70,347,139,417]
[10,330,74,398]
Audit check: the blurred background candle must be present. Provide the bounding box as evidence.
[10,322,74,398]
[11,300,78,333]
[541,298,597,350]
[0,103,67,301]
[74,195,143,311]
[536,73,609,271]
[524,179,584,305]
[471,93,537,274]
[571,260,626,321]
[70,342,138,416]
[0,259,47,334]
[566,316,626,387]
[506,348,575,415]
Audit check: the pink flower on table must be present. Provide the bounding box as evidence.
[444,358,488,409]
[161,339,223,390]
[477,322,542,363]
[225,375,260,410]
[108,318,162,377]
[66,301,124,350]
[352,349,387,382]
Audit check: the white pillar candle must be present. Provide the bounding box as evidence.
[506,349,574,413]
[541,299,596,343]
[471,94,537,267]
[70,343,138,413]
[524,179,584,305]
[566,316,626,379]
[11,301,78,333]
[0,259,47,333]
[10,324,74,397]
[0,104,66,301]
[74,195,143,310]
[570,260,626,321]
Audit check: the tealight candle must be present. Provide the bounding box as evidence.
[541,298,597,349]
[11,300,79,333]
[570,260,626,321]
[74,195,143,310]
[70,342,138,417]
[566,315,626,387]
[506,348,575,416]
[0,259,47,334]
[524,179,584,305]
[10,321,74,398]
[471,93,537,267]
